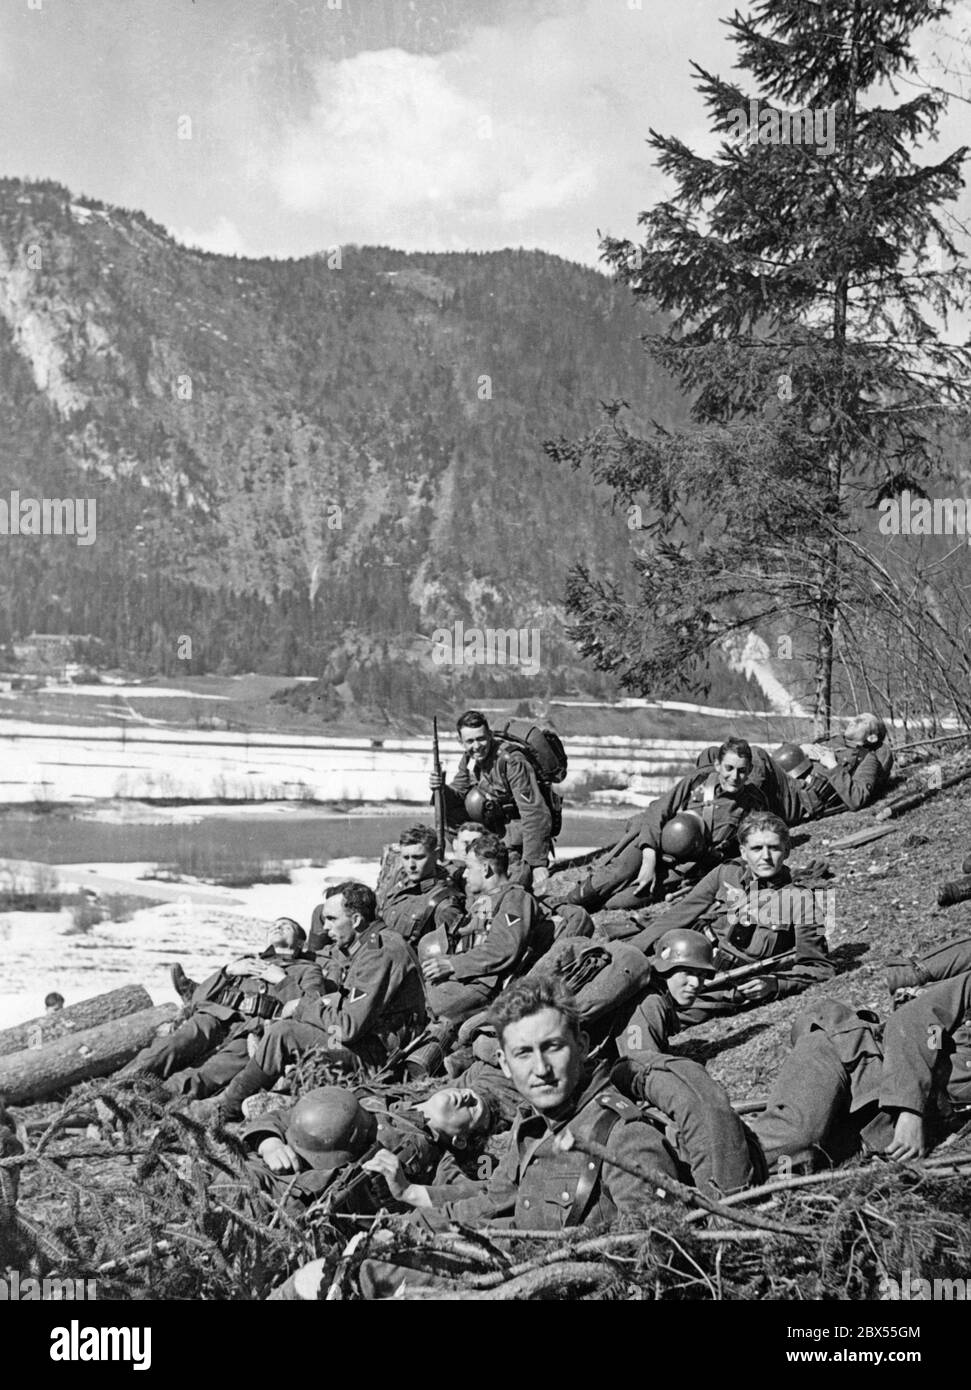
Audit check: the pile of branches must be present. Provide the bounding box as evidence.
[4,1080,971,1301]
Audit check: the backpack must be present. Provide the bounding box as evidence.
[494,721,568,784]
[494,721,566,838]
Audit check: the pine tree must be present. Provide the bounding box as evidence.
[548,0,971,732]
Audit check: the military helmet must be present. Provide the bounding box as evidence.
[660,810,707,861]
[284,1087,378,1171]
[774,742,812,778]
[652,929,716,976]
[463,789,491,824]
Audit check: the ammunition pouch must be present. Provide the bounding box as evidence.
[237,985,283,1022]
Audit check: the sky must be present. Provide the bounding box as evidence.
[0,0,970,272]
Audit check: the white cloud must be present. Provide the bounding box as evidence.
[175,216,248,257]
[269,0,715,262]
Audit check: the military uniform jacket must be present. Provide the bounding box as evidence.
[793,979,971,1123]
[378,872,465,946]
[418,1065,679,1232]
[446,743,553,867]
[696,744,805,825]
[191,950,324,1029]
[632,861,834,999]
[615,985,681,1059]
[800,740,891,816]
[447,882,548,990]
[880,974,971,1115]
[296,926,426,1061]
[632,770,767,865]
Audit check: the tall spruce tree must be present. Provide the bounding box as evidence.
[548,0,971,733]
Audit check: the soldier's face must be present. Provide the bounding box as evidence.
[460,725,492,762]
[399,843,434,885]
[717,752,751,792]
[464,850,493,895]
[266,919,300,953]
[741,831,788,879]
[844,716,873,746]
[322,895,361,949]
[498,1008,587,1114]
[665,968,710,1008]
[423,1088,487,1138]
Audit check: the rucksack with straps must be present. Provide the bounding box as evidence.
[494,721,567,837]
[494,721,568,784]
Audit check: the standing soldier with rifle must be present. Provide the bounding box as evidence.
[430,709,565,894]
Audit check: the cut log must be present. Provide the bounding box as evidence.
[375,844,403,908]
[0,1004,177,1106]
[874,764,971,821]
[828,825,898,851]
[0,985,155,1059]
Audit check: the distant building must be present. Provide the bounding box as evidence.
[12,633,96,672]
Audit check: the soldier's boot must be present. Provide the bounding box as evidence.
[213,1062,277,1123]
[169,963,198,1005]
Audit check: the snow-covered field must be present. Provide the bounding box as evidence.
[0,857,377,1030]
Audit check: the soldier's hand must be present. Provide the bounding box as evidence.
[280,998,301,1019]
[422,956,455,983]
[887,1111,925,1161]
[362,1148,409,1198]
[738,978,778,1002]
[258,1138,300,1173]
[531,866,550,896]
[226,957,261,978]
[429,771,444,791]
[815,748,838,770]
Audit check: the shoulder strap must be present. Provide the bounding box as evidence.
[565,1104,626,1228]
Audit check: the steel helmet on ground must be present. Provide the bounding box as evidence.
[284,1087,378,1170]
[660,810,707,861]
[774,742,813,778]
[652,929,716,975]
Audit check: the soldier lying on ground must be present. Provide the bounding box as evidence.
[190,883,426,1122]
[746,965,971,1172]
[120,918,324,1097]
[267,978,761,1299]
[240,1084,496,1214]
[374,824,466,947]
[696,714,892,822]
[560,738,767,913]
[626,811,834,1022]
[418,834,556,1025]
[430,709,556,893]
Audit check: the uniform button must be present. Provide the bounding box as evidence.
[561,1191,570,1201]
[523,1199,530,1208]
[588,1162,596,1171]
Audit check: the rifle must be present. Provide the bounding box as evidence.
[432,715,446,860]
[698,949,796,994]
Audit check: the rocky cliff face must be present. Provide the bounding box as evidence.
[0,180,773,713]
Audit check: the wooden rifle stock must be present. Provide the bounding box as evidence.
[699,949,797,994]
